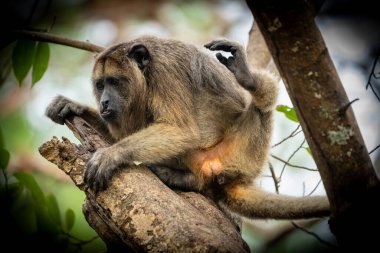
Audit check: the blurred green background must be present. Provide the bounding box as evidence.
[1,0,379,252]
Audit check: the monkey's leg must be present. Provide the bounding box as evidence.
[148,165,199,191]
[223,184,330,219]
[205,40,278,112]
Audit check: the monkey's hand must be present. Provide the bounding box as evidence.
[84,147,131,193]
[45,95,86,125]
[205,40,255,90]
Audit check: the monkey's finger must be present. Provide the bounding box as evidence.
[84,163,97,185]
[45,96,72,124]
[210,44,233,53]
[204,39,231,48]
[49,113,65,125]
[92,179,100,194]
[205,41,236,53]
[227,56,236,67]
[96,172,107,193]
[204,41,217,49]
[216,53,228,66]
[58,105,72,122]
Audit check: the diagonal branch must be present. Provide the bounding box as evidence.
[14,30,104,53]
[271,154,317,172]
[38,115,249,253]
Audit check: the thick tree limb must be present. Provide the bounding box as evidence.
[246,0,380,249]
[39,116,249,253]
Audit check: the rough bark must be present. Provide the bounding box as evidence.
[39,116,249,253]
[246,0,380,249]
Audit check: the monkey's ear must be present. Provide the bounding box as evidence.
[128,44,150,69]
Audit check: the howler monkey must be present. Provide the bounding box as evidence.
[46,36,329,219]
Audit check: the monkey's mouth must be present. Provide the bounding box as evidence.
[100,109,115,120]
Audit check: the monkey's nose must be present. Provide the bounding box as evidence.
[101,100,109,108]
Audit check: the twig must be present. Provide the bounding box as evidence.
[268,162,279,194]
[366,51,380,101]
[279,139,307,178]
[48,15,57,33]
[271,154,317,171]
[366,51,379,89]
[59,230,99,253]
[27,0,39,25]
[61,230,99,244]
[14,30,104,53]
[339,98,359,116]
[291,222,337,248]
[307,179,322,196]
[272,125,302,148]
[369,144,380,155]
[260,219,320,249]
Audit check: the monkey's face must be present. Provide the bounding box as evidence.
[92,43,152,136]
[92,74,127,122]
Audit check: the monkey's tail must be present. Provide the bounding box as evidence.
[222,184,330,219]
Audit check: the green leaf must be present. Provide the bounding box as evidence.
[12,40,36,85]
[0,148,10,171]
[14,172,45,207]
[305,147,314,159]
[65,208,75,232]
[46,194,61,226]
[276,105,299,123]
[32,42,50,85]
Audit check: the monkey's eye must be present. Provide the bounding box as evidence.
[96,81,104,91]
[107,77,120,86]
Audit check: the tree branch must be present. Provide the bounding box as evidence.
[268,162,280,194]
[271,154,317,171]
[279,139,307,178]
[14,30,104,53]
[272,124,302,148]
[291,221,337,248]
[38,115,249,253]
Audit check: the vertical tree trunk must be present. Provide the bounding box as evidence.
[246,0,380,249]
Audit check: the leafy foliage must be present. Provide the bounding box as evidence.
[46,194,62,226]
[276,105,299,123]
[32,42,50,85]
[65,208,76,232]
[12,40,36,85]
[275,106,314,159]
[0,145,100,252]
[11,39,50,86]
[306,147,312,156]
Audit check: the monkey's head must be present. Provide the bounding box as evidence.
[92,42,153,139]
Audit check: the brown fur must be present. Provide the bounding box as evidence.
[46,35,330,219]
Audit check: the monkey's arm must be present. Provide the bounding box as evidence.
[46,95,114,142]
[84,123,198,192]
[205,40,278,112]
